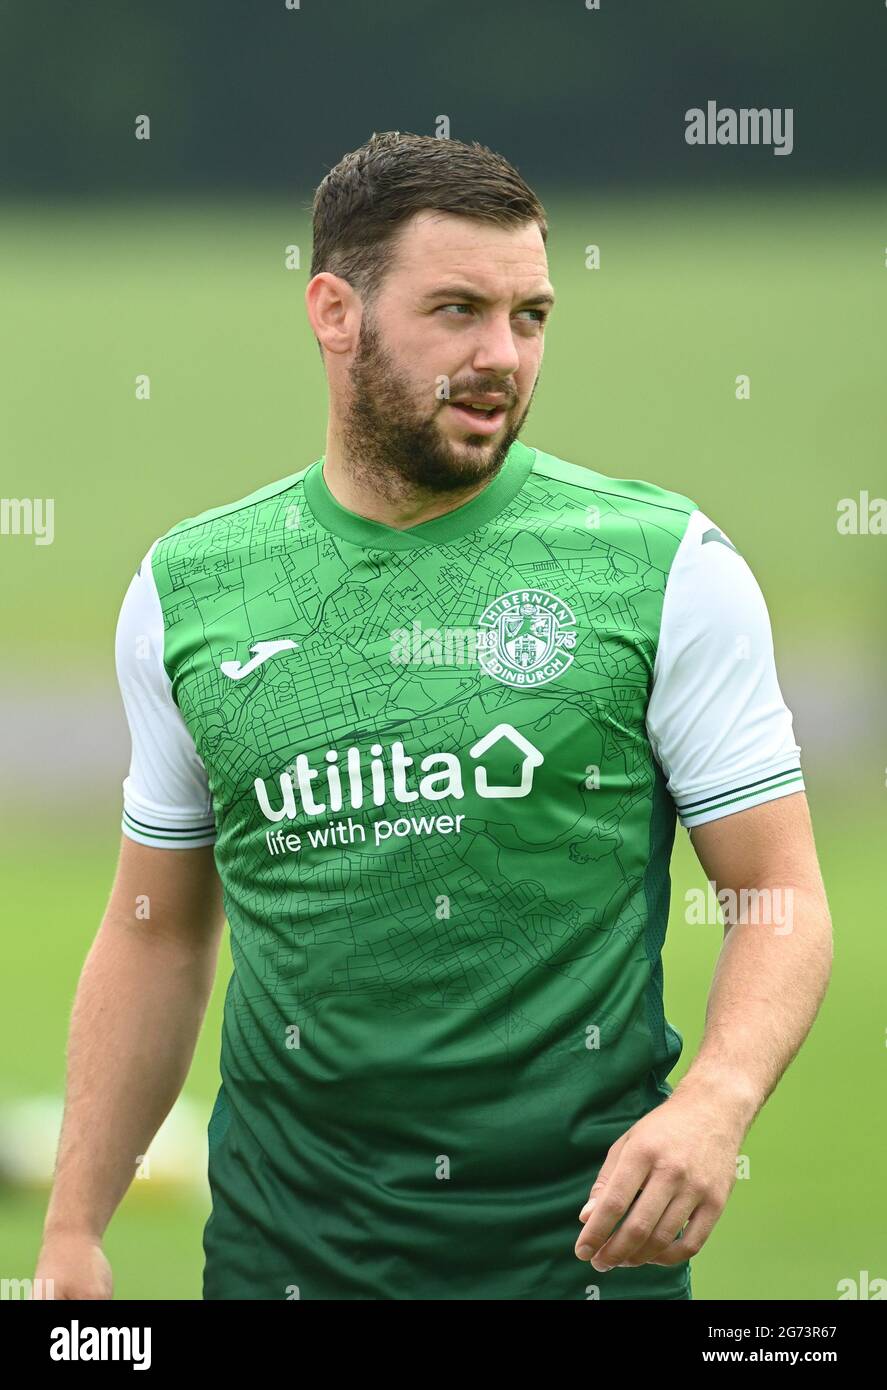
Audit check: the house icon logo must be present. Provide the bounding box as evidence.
[470,723,544,798]
[477,589,577,688]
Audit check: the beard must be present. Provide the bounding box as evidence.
[340,309,535,503]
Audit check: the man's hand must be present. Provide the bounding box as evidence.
[33,1232,113,1299]
[574,1088,744,1271]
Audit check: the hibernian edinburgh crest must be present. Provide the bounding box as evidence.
[477,589,577,688]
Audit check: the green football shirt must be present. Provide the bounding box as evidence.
[115,439,804,1299]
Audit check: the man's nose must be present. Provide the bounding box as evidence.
[471,314,522,378]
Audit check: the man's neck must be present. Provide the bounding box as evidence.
[320,438,499,531]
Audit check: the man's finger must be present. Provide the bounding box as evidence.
[575,1143,652,1265]
[650,1201,718,1266]
[577,1131,629,1222]
[583,1174,682,1268]
[606,1191,698,1267]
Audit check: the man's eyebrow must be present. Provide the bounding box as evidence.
[422,285,556,308]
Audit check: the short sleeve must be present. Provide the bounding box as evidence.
[115,540,217,848]
[645,509,804,829]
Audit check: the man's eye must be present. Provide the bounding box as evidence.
[438,304,548,324]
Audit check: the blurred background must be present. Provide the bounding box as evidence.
[1,0,884,1299]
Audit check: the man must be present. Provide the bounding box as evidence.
[36,131,832,1300]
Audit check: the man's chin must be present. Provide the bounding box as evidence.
[429,437,511,490]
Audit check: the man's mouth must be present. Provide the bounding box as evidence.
[447,397,510,434]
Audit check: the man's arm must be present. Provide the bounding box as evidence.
[33,836,224,1299]
[575,505,828,1275]
[675,789,832,1127]
[574,792,832,1274]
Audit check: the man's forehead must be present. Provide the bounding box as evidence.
[394,209,548,276]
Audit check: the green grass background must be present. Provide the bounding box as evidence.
[1,190,885,1298]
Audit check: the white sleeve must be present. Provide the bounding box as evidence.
[646,508,804,829]
[115,540,217,848]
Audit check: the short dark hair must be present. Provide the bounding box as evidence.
[309,130,548,313]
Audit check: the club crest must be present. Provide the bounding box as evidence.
[477,589,577,687]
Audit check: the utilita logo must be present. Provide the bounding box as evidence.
[254,723,544,823]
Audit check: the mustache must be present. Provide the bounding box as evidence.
[442,388,517,406]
